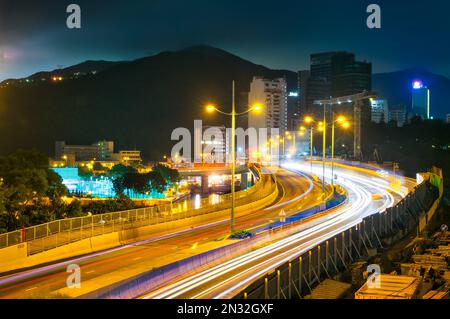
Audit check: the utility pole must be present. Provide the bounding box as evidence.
[231,81,236,233]
[310,126,313,173]
[313,91,376,174]
[322,103,326,193]
[353,100,362,160]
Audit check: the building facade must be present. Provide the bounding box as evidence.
[297,70,311,115]
[119,150,142,166]
[55,140,143,167]
[201,125,228,164]
[248,76,288,135]
[300,52,372,121]
[411,80,430,119]
[287,91,300,131]
[55,141,107,162]
[388,106,407,127]
[370,98,389,123]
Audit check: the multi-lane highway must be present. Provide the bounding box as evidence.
[0,167,323,299]
[141,161,415,299]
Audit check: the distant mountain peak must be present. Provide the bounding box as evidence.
[179,44,249,62]
[181,44,229,54]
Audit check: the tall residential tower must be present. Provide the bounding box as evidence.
[248,76,288,135]
[411,80,430,119]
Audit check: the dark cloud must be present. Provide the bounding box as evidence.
[0,0,449,80]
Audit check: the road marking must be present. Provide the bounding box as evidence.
[85,270,95,274]
[25,286,37,292]
[133,257,142,261]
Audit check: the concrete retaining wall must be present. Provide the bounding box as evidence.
[0,233,121,274]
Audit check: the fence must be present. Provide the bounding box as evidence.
[0,167,272,254]
[234,172,441,299]
[79,183,347,299]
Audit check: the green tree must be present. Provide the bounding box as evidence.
[152,164,180,185]
[0,150,68,232]
[112,177,126,197]
[148,171,167,193]
[109,164,137,178]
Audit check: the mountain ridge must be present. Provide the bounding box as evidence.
[0,45,448,160]
[0,45,296,160]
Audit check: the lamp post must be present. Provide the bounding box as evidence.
[292,132,296,158]
[303,114,349,193]
[303,116,325,192]
[206,81,262,234]
[304,116,314,172]
[322,105,327,193]
[330,113,350,186]
[285,131,294,158]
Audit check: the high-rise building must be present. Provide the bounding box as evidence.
[388,105,407,127]
[297,70,311,114]
[301,52,372,119]
[248,77,288,135]
[287,91,300,131]
[370,98,389,123]
[309,52,372,98]
[411,80,430,119]
[330,53,372,97]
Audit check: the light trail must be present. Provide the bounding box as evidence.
[143,161,412,299]
[0,168,319,299]
[263,169,314,210]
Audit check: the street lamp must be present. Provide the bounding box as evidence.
[277,136,286,160]
[205,80,262,234]
[303,116,326,192]
[331,113,350,186]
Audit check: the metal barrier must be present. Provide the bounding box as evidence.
[235,173,442,299]
[0,169,275,255]
[79,183,345,299]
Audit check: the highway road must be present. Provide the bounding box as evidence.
[141,161,415,299]
[0,167,323,299]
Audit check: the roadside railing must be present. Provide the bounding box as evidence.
[80,184,347,299]
[0,168,274,255]
[235,171,441,300]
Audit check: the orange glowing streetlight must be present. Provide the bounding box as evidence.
[330,113,351,185]
[204,81,263,234]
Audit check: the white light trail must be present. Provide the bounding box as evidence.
[143,162,410,299]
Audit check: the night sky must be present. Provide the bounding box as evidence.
[0,0,449,81]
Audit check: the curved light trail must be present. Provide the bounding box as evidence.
[142,161,413,299]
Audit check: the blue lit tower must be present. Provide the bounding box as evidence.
[411,80,430,119]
